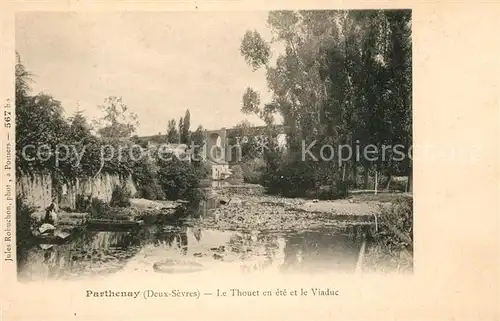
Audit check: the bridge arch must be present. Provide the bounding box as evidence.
[204,128,227,163]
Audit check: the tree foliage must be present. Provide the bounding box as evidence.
[180,109,191,144]
[240,10,412,195]
[15,54,202,206]
[95,96,139,141]
[166,119,179,144]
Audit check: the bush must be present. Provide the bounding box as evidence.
[16,196,37,264]
[364,197,414,273]
[240,158,266,184]
[193,160,212,180]
[230,164,244,180]
[371,197,413,251]
[261,157,316,197]
[388,176,408,192]
[131,159,165,200]
[89,197,111,218]
[333,180,348,199]
[109,184,132,207]
[75,194,92,212]
[138,184,165,201]
[157,156,203,205]
[381,197,413,238]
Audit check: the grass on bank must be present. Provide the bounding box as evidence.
[363,196,413,273]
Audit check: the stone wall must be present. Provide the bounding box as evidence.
[16,173,137,210]
[16,174,53,210]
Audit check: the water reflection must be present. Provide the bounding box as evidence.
[281,229,362,273]
[18,230,142,281]
[18,222,366,281]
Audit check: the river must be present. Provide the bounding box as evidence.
[18,198,370,281]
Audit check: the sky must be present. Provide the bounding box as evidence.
[16,11,282,136]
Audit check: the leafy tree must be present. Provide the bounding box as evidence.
[240,30,271,70]
[157,155,202,204]
[180,109,191,144]
[190,125,205,161]
[242,87,261,115]
[166,119,179,143]
[95,96,139,141]
[178,117,184,143]
[16,92,69,176]
[240,10,412,196]
[15,52,32,106]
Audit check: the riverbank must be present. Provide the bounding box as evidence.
[199,188,413,273]
[200,191,409,231]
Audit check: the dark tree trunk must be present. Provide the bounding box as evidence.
[363,163,370,189]
[352,161,357,188]
[406,164,412,193]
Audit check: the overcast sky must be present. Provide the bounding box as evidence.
[16,11,281,136]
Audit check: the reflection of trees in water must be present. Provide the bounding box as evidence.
[228,231,281,265]
[145,225,189,255]
[257,233,280,265]
[19,230,142,280]
[281,227,364,272]
[193,227,202,242]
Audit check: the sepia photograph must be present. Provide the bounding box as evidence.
[14,10,413,282]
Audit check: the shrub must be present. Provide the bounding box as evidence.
[193,160,212,180]
[370,197,413,252]
[333,180,348,199]
[230,164,244,180]
[157,156,203,205]
[364,197,414,273]
[109,184,132,207]
[240,158,266,184]
[138,184,165,201]
[380,197,413,239]
[75,194,92,212]
[261,157,316,197]
[89,197,110,218]
[388,176,408,192]
[16,195,37,264]
[131,159,165,200]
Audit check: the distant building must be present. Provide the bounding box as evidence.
[207,160,232,180]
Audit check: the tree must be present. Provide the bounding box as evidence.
[166,119,179,144]
[68,109,92,142]
[190,125,205,161]
[16,92,69,176]
[178,117,184,143]
[157,156,202,203]
[242,87,261,115]
[240,30,271,71]
[228,120,266,161]
[240,10,412,196]
[95,96,139,141]
[15,52,32,106]
[180,109,191,144]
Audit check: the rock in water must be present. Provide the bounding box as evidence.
[56,231,71,239]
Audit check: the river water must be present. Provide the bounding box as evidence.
[18,204,367,281]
